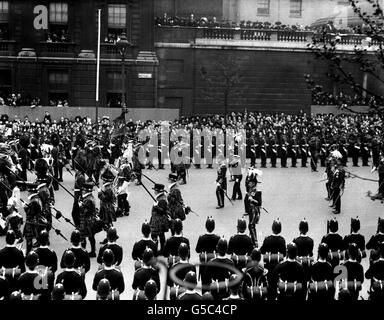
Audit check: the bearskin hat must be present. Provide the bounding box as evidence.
[19,134,30,148]
[35,158,49,177]
[50,133,60,146]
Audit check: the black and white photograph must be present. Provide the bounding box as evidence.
[0,0,383,308]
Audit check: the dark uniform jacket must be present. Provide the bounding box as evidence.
[227,233,254,256]
[177,291,202,300]
[60,246,90,274]
[341,260,364,283]
[206,256,234,283]
[365,259,384,283]
[131,238,158,260]
[18,269,54,300]
[97,242,123,266]
[260,235,287,255]
[366,233,384,251]
[293,235,314,257]
[92,266,125,293]
[132,266,160,292]
[0,245,25,272]
[321,233,344,252]
[56,269,87,299]
[163,235,190,257]
[34,246,58,274]
[344,233,366,252]
[195,233,220,254]
[309,260,334,282]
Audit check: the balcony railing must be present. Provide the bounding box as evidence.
[0,40,16,56]
[39,42,77,57]
[100,43,135,59]
[156,26,382,51]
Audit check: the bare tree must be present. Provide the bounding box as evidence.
[306,0,384,119]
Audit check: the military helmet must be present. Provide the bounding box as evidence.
[97,279,111,299]
[70,230,81,245]
[51,283,65,300]
[299,219,309,234]
[205,217,215,233]
[178,242,189,259]
[328,218,338,233]
[272,219,282,235]
[25,251,39,269]
[351,217,360,233]
[144,280,157,300]
[142,248,154,265]
[183,271,197,285]
[62,249,76,268]
[102,249,115,265]
[237,217,247,232]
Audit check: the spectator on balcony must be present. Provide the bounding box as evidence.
[187,14,197,27]
[160,13,169,26]
[208,17,219,28]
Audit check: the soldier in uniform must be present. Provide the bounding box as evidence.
[17,134,30,187]
[309,136,319,172]
[260,220,287,258]
[331,160,345,214]
[115,158,132,217]
[242,248,268,298]
[270,138,278,168]
[215,161,227,209]
[308,243,335,301]
[60,230,90,275]
[289,136,299,168]
[97,227,123,266]
[132,248,160,294]
[230,155,242,200]
[360,138,370,167]
[132,143,143,185]
[319,138,329,167]
[344,217,366,261]
[259,136,267,168]
[167,174,187,235]
[71,163,86,228]
[300,138,308,168]
[56,250,87,299]
[244,168,262,247]
[292,219,314,258]
[177,271,202,300]
[271,243,306,301]
[366,218,384,263]
[351,137,360,167]
[365,242,384,300]
[167,243,195,288]
[374,155,384,198]
[149,184,169,254]
[34,230,58,275]
[279,138,288,168]
[92,249,125,295]
[321,219,344,268]
[227,218,254,257]
[50,133,65,190]
[339,137,348,167]
[163,219,190,258]
[132,221,158,261]
[79,182,97,257]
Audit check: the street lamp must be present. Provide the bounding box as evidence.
[116,32,131,119]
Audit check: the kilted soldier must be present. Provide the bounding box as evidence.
[132,143,143,185]
[36,178,55,233]
[244,168,262,246]
[150,184,170,254]
[331,160,345,214]
[23,183,43,253]
[79,182,97,257]
[98,169,117,245]
[230,155,242,200]
[215,161,227,209]
[167,174,187,235]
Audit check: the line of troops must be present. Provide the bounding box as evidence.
[3,211,384,301]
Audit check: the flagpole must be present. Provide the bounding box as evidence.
[95,8,101,124]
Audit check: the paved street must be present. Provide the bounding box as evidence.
[1,159,383,300]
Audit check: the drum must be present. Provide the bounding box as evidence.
[308,280,334,293]
[277,280,303,295]
[231,254,251,269]
[199,252,216,264]
[244,285,268,300]
[170,286,186,300]
[296,256,314,267]
[263,253,284,265]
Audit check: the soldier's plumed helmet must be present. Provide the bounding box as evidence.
[348,243,359,260]
[143,248,154,265]
[329,219,338,233]
[35,158,48,177]
[141,221,151,236]
[216,238,228,255]
[38,230,49,246]
[51,283,65,300]
[5,230,16,245]
[26,251,39,269]
[144,280,157,300]
[63,249,76,268]
[9,291,22,301]
[299,219,309,234]
[351,217,360,233]
[205,217,215,233]
[107,227,118,242]
[102,249,115,266]
[178,242,189,259]
[174,219,183,234]
[184,271,197,285]
[251,248,262,262]
[97,279,111,299]
[272,219,282,235]
[19,134,30,148]
[318,243,329,260]
[70,230,81,245]
[237,218,247,232]
[287,242,298,259]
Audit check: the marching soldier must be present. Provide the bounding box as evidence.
[244,168,262,246]
[79,182,97,257]
[215,160,227,209]
[150,184,169,254]
[331,160,345,214]
[230,155,242,200]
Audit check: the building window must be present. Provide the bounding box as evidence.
[48,70,69,106]
[257,0,270,16]
[106,4,127,43]
[106,72,123,107]
[0,1,9,40]
[47,2,69,42]
[107,92,122,108]
[290,0,302,18]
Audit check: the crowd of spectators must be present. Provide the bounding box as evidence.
[45,29,71,43]
[312,92,376,106]
[0,93,41,108]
